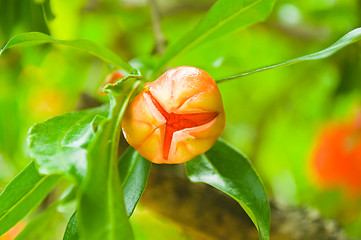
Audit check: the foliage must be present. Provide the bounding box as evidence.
[1,0,361,239]
[186,140,270,240]
[0,162,60,236]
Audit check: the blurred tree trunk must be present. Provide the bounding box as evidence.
[140,164,349,240]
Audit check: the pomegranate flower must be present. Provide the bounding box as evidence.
[122,66,225,164]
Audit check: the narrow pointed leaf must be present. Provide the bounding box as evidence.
[63,147,150,239]
[154,0,275,74]
[185,140,270,240]
[28,105,109,181]
[0,32,133,72]
[78,112,133,240]
[63,212,78,240]
[0,162,61,236]
[16,185,77,240]
[217,27,361,83]
[118,147,151,217]
[78,77,141,240]
[14,202,59,240]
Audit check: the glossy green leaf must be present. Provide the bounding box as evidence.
[153,0,275,75]
[118,147,151,217]
[78,76,141,240]
[63,147,150,239]
[217,27,361,83]
[14,202,58,240]
[63,212,78,240]
[0,162,61,236]
[0,32,133,72]
[185,140,270,240]
[28,105,108,181]
[16,185,77,240]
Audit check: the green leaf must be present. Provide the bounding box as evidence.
[0,32,133,72]
[63,212,78,240]
[185,140,270,240]
[63,148,150,239]
[0,162,61,236]
[118,147,151,217]
[14,202,58,240]
[78,76,141,240]
[153,0,275,75]
[217,27,361,83]
[16,185,77,240]
[28,105,109,181]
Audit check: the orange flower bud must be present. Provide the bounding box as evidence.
[98,70,124,95]
[122,66,225,164]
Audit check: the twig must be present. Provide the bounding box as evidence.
[141,164,350,240]
[148,0,166,55]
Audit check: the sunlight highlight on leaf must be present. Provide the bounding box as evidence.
[0,32,133,72]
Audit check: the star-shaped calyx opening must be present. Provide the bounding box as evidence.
[146,91,218,160]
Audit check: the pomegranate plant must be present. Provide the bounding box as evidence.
[0,0,361,239]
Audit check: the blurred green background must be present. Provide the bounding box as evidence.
[1,0,361,239]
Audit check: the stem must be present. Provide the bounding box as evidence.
[148,0,166,55]
[215,60,301,84]
[109,80,142,165]
[216,28,361,84]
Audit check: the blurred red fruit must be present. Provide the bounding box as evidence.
[311,114,361,196]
